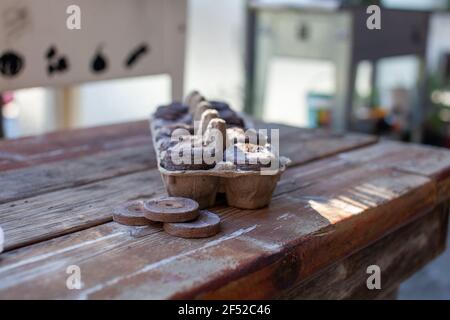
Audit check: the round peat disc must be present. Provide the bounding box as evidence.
[163,210,221,238]
[143,197,199,222]
[113,200,153,226]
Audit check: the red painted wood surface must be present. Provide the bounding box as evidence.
[0,121,150,172]
[0,120,449,299]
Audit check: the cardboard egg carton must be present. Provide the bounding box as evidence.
[150,91,290,209]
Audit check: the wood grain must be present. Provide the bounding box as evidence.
[254,120,377,167]
[0,163,436,299]
[0,169,166,251]
[0,120,449,300]
[0,155,335,251]
[195,168,436,299]
[0,153,376,252]
[0,122,377,250]
[0,120,150,172]
[0,122,374,206]
[0,138,448,254]
[0,145,156,204]
[276,203,449,299]
[339,141,450,203]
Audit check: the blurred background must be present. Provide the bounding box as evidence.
[1,0,450,299]
[2,0,450,149]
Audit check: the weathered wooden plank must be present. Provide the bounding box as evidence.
[0,118,302,167]
[253,120,377,166]
[277,202,449,299]
[0,145,157,204]
[196,168,436,299]
[0,139,440,253]
[339,141,450,203]
[274,157,358,196]
[0,155,348,251]
[0,120,446,300]
[0,169,166,251]
[0,122,375,205]
[0,119,375,173]
[0,120,150,172]
[339,141,450,179]
[281,133,376,167]
[0,164,435,299]
[0,124,376,247]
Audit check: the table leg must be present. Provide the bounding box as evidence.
[334,54,357,134]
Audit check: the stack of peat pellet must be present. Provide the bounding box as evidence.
[112,196,220,239]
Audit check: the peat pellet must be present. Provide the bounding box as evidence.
[143,197,199,222]
[113,200,153,226]
[163,210,221,238]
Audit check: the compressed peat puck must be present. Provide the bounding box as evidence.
[143,197,199,222]
[113,200,153,226]
[163,210,221,238]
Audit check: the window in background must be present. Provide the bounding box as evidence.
[376,55,419,111]
[262,57,335,127]
[76,74,171,128]
[351,56,420,139]
[185,0,245,110]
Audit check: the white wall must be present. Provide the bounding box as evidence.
[4,0,247,137]
[77,74,171,127]
[184,0,245,110]
[74,0,246,128]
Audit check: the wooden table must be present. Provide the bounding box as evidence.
[0,120,449,299]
